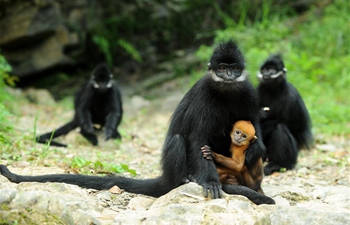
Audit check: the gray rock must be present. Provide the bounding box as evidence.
[96,191,112,202]
[24,88,56,104]
[151,182,207,208]
[311,186,328,200]
[272,195,290,206]
[127,196,155,210]
[257,207,349,225]
[74,209,101,225]
[324,185,350,209]
[0,188,17,204]
[0,0,61,46]
[129,95,151,111]
[316,144,337,152]
[0,0,86,77]
[0,173,349,225]
[9,190,74,224]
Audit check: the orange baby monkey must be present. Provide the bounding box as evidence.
[201,120,265,194]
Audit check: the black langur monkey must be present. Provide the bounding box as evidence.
[0,40,274,205]
[36,63,123,147]
[257,54,313,175]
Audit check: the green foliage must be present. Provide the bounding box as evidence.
[117,39,143,63]
[70,156,137,176]
[279,167,287,173]
[86,1,227,67]
[0,104,13,145]
[212,0,236,28]
[0,54,13,89]
[92,35,143,66]
[93,35,113,66]
[195,1,349,135]
[0,54,14,145]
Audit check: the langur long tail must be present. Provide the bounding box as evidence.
[0,165,180,197]
[0,134,188,197]
[222,184,275,205]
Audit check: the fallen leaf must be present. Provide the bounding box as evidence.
[109,185,123,194]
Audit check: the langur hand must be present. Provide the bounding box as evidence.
[201,145,214,160]
[82,123,94,134]
[104,129,113,141]
[197,159,222,198]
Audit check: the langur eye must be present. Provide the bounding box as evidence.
[218,66,226,71]
[269,68,277,73]
[242,135,247,139]
[262,68,267,74]
[235,130,240,134]
[233,67,240,73]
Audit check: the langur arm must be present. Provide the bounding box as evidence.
[104,110,121,139]
[242,158,264,193]
[104,88,122,140]
[77,108,94,133]
[76,91,94,134]
[190,142,222,199]
[216,166,240,176]
[244,121,265,169]
[217,153,245,172]
[201,145,244,172]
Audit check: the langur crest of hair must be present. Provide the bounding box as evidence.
[264,53,284,69]
[209,39,245,70]
[93,63,111,77]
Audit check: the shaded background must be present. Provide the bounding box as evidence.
[0,0,332,83]
[0,0,349,136]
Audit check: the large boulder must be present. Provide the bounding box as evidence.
[0,0,90,78]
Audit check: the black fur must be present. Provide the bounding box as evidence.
[257,54,313,175]
[1,40,274,205]
[36,63,123,147]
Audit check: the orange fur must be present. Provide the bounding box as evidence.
[209,120,264,194]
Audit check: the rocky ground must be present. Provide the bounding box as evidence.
[0,77,349,225]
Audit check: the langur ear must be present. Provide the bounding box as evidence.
[251,136,258,143]
[207,62,211,70]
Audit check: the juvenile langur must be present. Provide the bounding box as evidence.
[202,120,265,194]
[36,63,123,147]
[257,54,313,175]
[1,40,274,205]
